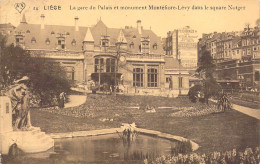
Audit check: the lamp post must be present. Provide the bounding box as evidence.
[97,58,103,91]
[114,40,124,93]
[238,75,244,92]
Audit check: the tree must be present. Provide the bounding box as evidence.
[0,33,71,106]
[256,19,260,27]
[26,57,71,106]
[196,46,221,104]
[188,84,202,103]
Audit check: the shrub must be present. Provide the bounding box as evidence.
[171,140,193,156]
[188,85,202,103]
[151,147,260,164]
[0,39,71,107]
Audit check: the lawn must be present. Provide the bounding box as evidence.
[30,94,259,154]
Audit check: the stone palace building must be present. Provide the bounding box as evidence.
[7,14,189,96]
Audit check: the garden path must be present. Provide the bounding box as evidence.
[65,95,87,108]
[211,99,260,120]
[232,104,260,120]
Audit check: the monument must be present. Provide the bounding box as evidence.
[0,77,54,155]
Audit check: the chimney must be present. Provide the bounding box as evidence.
[21,14,27,24]
[137,20,142,34]
[75,16,79,32]
[40,14,45,29]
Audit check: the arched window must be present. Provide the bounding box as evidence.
[71,39,76,46]
[147,68,158,87]
[26,30,30,33]
[133,68,144,87]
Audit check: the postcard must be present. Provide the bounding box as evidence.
[0,0,259,163]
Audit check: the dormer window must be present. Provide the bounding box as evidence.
[15,31,25,46]
[16,37,23,44]
[130,42,134,48]
[31,37,36,44]
[26,30,30,33]
[46,38,50,45]
[153,43,157,50]
[101,35,110,51]
[57,37,65,49]
[141,37,150,54]
[71,39,76,46]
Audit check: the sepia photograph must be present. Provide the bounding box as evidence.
[0,0,259,163]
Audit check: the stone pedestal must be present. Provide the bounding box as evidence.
[0,96,54,154]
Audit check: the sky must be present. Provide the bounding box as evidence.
[0,0,259,38]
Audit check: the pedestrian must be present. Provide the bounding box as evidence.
[59,92,66,108]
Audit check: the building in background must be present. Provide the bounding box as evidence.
[0,23,15,36]
[165,26,198,69]
[197,26,260,90]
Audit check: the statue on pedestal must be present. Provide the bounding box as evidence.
[5,76,32,130]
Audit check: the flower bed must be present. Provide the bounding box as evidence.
[170,103,222,117]
[150,147,260,164]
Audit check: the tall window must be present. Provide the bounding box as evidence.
[178,77,183,88]
[133,68,144,87]
[147,68,158,87]
[166,77,170,83]
[65,66,75,81]
[255,71,260,81]
[94,58,104,73]
[106,58,115,72]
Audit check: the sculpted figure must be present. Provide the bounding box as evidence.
[5,76,32,130]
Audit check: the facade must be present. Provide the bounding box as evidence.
[8,14,189,96]
[165,26,198,69]
[164,57,190,96]
[198,26,260,90]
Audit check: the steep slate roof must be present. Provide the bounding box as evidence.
[0,23,15,28]
[84,28,94,42]
[12,16,164,55]
[13,23,87,51]
[164,57,184,69]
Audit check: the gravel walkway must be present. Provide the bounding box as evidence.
[65,95,87,108]
[210,99,260,120]
[232,104,260,120]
